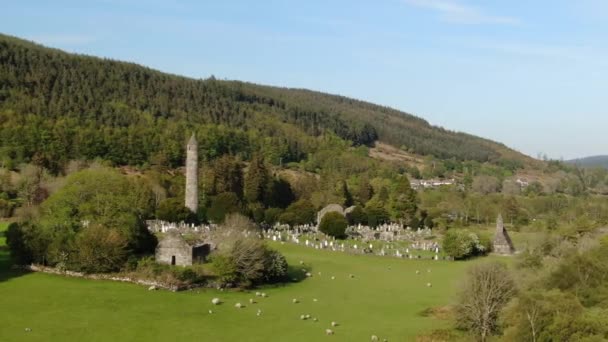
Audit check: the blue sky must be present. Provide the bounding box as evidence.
[2,0,607,159]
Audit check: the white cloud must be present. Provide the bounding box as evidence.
[28,34,96,46]
[403,0,520,25]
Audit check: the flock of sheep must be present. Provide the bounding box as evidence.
[203,260,435,340]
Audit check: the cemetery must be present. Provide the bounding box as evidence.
[0,221,499,341]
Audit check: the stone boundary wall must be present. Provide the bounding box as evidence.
[18,264,207,292]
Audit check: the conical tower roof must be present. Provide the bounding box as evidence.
[187,133,197,146]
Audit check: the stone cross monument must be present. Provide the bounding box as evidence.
[185,134,198,213]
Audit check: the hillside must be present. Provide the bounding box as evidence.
[567,155,608,169]
[0,33,533,171]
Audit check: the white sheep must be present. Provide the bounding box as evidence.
[325,329,334,335]
[235,302,244,308]
[371,335,379,341]
[211,298,221,305]
[331,321,339,327]
[292,298,299,304]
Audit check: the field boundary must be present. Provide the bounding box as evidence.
[18,264,208,292]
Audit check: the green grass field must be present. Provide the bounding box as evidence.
[0,222,493,341]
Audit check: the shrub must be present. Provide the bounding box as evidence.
[211,254,239,285]
[75,224,128,273]
[263,249,289,282]
[442,229,488,260]
[156,198,198,224]
[278,199,315,225]
[6,222,48,265]
[319,212,348,239]
[346,205,366,225]
[263,207,283,225]
[208,192,241,223]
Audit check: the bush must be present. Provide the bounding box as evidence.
[347,205,366,225]
[75,224,129,273]
[156,198,198,224]
[319,212,348,239]
[263,207,283,225]
[211,254,238,284]
[208,192,241,223]
[6,222,47,265]
[263,249,289,283]
[278,199,315,226]
[442,229,488,260]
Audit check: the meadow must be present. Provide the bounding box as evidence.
[0,222,499,341]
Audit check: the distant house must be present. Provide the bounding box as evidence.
[410,178,455,190]
[155,232,211,266]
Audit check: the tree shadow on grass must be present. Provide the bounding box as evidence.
[0,230,31,283]
[286,264,312,283]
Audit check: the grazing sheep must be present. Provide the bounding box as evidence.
[426,282,432,287]
[257,309,262,316]
[249,298,255,304]
[211,298,221,305]
[305,314,311,319]
[331,276,335,280]
[331,321,339,327]
[300,315,307,320]
[313,298,318,302]
[148,285,157,291]
[313,318,318,322]
[306,272,312,277]
[208,310,213,314]
[235,303,244,308]
[325,329,334,335]
[299,260,304,265]
[371,335,379,341]
[292,298,299,304]
[415,270,420,275]
[261,293,268,298]
[255,292,261,297]
[24,328,32,332]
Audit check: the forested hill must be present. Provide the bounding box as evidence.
[0,34,530,171]
[567,156,608,169]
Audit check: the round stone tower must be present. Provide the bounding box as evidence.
[185,133,198,213]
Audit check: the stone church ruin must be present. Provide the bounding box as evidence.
[492,214,515,255]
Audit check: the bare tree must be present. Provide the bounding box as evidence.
[456,262,516,342]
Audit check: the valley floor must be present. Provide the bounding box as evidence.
[0,223,495,341]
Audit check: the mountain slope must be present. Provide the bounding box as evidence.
[0,34,533,170]
[567,156,608,169]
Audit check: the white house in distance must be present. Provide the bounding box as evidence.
[410,178,456,190]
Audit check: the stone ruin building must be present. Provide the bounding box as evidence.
[155,231,210,266]
[154,133,209,266]
[493,214,515,255]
